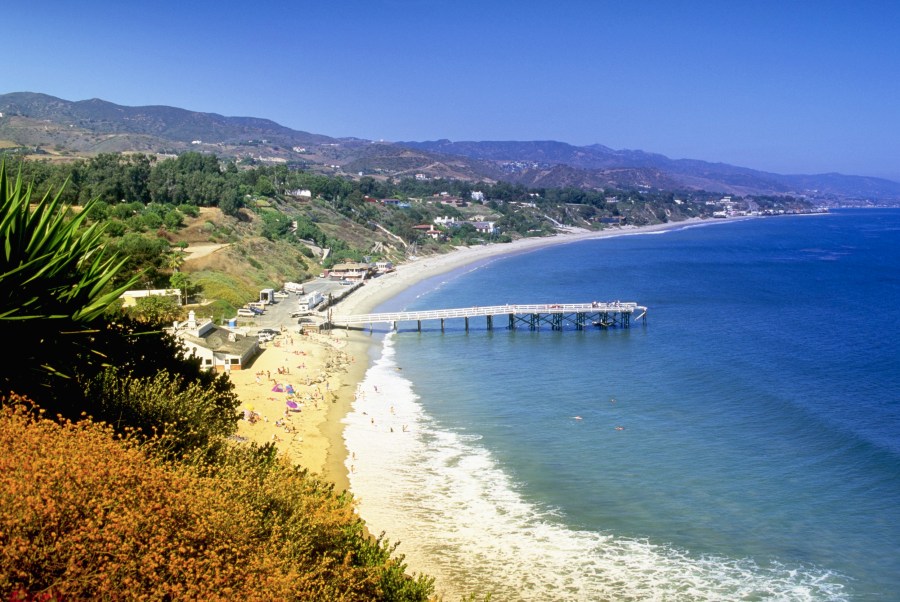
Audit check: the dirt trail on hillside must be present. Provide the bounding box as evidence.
[182,243,229,262]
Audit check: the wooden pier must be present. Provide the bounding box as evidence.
[327,302,647,332]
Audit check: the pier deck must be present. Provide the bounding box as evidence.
[327,302,647,332]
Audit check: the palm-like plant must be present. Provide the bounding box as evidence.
[0,162,140,392]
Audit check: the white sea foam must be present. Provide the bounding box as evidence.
[343,335,848,601]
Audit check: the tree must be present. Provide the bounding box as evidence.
[260,210,292,240]
[170,271,191,305]
[128,294,181,325]
[165,247,186,274]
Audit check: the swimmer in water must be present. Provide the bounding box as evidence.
[573,416,583,420]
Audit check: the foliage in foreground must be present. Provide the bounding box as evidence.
[0,162,436,600]
[0,161,138,397]
[0,399,434,601]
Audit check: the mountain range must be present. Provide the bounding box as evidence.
[2,91,898,204]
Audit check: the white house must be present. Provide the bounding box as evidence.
[467,221,498,235]
[433,216,458,227]
[169,311,259,372]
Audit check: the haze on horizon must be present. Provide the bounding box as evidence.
[6,1,899,181]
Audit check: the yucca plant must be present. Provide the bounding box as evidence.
[0,161,140,395]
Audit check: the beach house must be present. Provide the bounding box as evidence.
[169,311,259,372]
[328,262,373,281]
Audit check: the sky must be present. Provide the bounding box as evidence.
[5,1,900,180]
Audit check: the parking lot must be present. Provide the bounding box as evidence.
[238,278,362,334]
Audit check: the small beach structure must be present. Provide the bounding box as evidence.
[168,311,259,371]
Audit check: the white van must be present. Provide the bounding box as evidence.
[237,308,256,318]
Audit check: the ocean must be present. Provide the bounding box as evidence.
[342,210,900,601]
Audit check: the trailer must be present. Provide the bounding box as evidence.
[259,288,276,304]
[297,291,324,312]
[283,282,305,294]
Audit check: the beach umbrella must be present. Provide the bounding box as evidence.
[286,400,299,409]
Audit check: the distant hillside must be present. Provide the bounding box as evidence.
[2,92,899,204]
[399,140,900,204]
[0,92,331,146]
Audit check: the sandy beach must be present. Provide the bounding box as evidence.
[227,218,724,490]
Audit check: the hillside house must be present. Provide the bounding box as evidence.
[436,195,468,208]
[433,216,459,227]
[467,221,498,235]
[169,311,259,372]
[380,198,410,208]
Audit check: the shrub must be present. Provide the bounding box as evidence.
[0,399,434,601]
[82,367,240,457]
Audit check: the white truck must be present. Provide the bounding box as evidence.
[283,282,305,294]
[296,290,324,312]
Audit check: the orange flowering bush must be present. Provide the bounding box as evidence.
[0,397,434,601]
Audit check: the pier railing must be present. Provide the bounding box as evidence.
[327,302,647,331]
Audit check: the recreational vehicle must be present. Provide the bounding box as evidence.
[297,291,324,312]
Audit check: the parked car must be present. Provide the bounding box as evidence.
[273,290,290,298]
[258,332,276,343]
[237,308,256,318]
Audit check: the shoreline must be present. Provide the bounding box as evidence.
[227,217,750,490]
[320,217,753,487]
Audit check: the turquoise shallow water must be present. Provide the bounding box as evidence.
[343,210,900,600]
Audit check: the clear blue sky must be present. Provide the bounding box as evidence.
[5,1,900,180]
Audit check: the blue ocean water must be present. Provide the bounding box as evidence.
[343,210,900,601]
